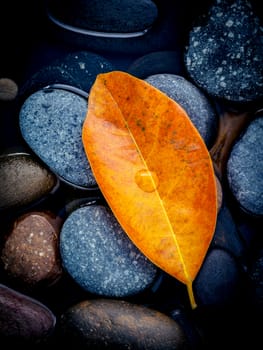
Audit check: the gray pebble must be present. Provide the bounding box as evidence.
[19,89,96,189]
[19,51,115,96]
[59,205,158,297]
[227,116,263,216]
[184,0,263,102]
[145,73,217,147]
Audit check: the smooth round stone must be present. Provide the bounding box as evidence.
[227,116,263,216]
[0,78,18,101]
[194,248,244,306]
[59,205,158,297]
[46,1,183,55]
[145,73,217,147]
[58,298,189,349]
[0,283,56,343]
[19,51,114,97]
[48,0,158,33]
[184,0,263,102]
[19,89,96,189]
[0,153,58,212]
[1,211,63,289]
[127,50,185,79]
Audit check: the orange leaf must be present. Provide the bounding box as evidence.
[82,71,217,309]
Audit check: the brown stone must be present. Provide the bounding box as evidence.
[59,298,190,349]
[1,211,63,289]
[0,153,59,212]
[0,78,18,101]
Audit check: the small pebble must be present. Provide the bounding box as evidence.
[1,211,63,289]
[59,205,158,297]
[0,153,58,212]
[0,78,18,101]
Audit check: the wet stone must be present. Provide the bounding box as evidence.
[48,0,158,33]
[145,73,218,147]
[227,116,263,216]
[184,0,263,102]
[59,205,158,297]
[19,51,115,97]
[58,298,189,349]
[0,283,56,343]
[0,153,58,212]
[19,89,96,189]
[1,211,63,289]
[46,1,179,55]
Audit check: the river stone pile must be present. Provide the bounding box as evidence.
[1,0,263,348]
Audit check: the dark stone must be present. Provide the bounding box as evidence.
[0,283,56,343]
[59,205,158,297]
[0,153,58,213]
[58,298,190,349]
[48,0,158,33]
[145,73,218,147]
[227,116,263,216]
[19,51,115,98]
[19,89,96,189]
[127,50,185,79]
[184,0,263,103]
[211,202,245,258]
[46,1,187,55]
[194,248,244,306]
[1,211,63,289]
[248,248,263,311]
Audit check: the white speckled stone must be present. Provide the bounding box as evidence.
[19,89,96,189]
[227,116,263,216]
[59,205,158,297]
[185,0,263,102]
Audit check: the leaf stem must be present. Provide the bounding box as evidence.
[187,281,197,309]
